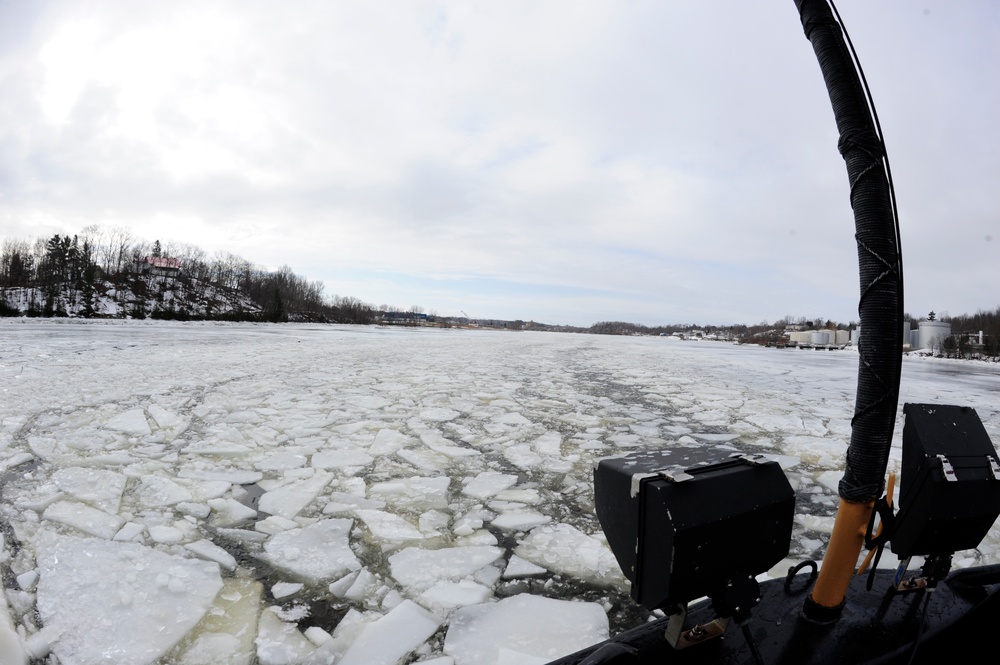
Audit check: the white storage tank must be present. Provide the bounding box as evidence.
[810,331,830,345]
[918,320,952,351]
[789,331,812,345]
[851,327,861,345]
[836,330,851,345]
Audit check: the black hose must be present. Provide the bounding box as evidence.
[793,0,903,503]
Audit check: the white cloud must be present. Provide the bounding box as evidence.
[3,0,999,326]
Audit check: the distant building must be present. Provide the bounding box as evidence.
[135,256,182,276]
[381,311,429,325]
[787,328,851,347]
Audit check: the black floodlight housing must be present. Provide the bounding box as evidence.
[594,447,795,614]
[891,403,1000,559]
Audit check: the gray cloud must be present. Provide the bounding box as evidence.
[1,0,998,326]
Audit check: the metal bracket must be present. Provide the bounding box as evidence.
[988,455,1000,480]
[936,454,958,482]
[657,466,694,483]
[893,556,929,592]
[665,604,728,650]
[895,576,929,592]
[673,618,728,649]
[731,452,768,466]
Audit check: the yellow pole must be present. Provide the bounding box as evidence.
[808,499,874,614]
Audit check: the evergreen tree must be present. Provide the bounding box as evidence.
[7,252,28,286]
[269,288,287,323]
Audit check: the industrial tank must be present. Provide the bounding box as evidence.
[918,320,952,351]
[789,331,812,345]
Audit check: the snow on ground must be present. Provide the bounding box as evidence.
[1,319,999,664]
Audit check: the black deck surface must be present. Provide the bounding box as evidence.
[546,566,1000,664]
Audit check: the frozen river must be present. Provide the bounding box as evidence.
[1,320,998,664]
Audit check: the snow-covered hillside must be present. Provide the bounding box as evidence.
[1,275,263,320]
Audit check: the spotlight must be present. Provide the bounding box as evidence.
[891,404,1000,562]
[594,448,794,623]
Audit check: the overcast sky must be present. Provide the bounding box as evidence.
[1,1,997,327]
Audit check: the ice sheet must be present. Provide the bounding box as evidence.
[35,532,223,665]
[2,321,999,662]
[262,519,361,583]
[443,594,609,665]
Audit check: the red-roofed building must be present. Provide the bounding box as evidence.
[135,256,182,276]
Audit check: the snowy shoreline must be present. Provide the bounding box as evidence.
[1,320,998,664]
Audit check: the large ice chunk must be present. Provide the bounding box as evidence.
[0,590,27,665]
[262,519,361,583]
[303,601,441,665]
[256,607,316,665]
[312,449,374,469]
[258,471,333,519]
[444,594,608,665]
[105,408,152,436]
[185,539,238,571]
[370,428,411,454]
[515,524,626,588]
[208,497,257,527]
[490,510,551,531]
[417,429,479,459]
[137,474,194,507]
[462,472,518,499]
[35,532,223,665]
[369,476,451,510]
[532,431,563,456]
[51,467,127,513]
[356,509,425,545]
[420,580,493,611]
[337,600,441,665]
[503,555,547,578]
[254,449,310,471]
[388,545,503,592]
[147,404,190,435]
[179,469,264,485]
[42,500,125,539]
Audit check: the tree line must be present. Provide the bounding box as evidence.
[0,225,380,323]
[588,311,1000,359]
[934,308,1000,359]
[587,319,801,341]
[5,227,998,348]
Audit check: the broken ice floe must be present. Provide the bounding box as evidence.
[443,594,609,665]
[262,519,361,583]
[35,532,223,665]
[3,322,998,663]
